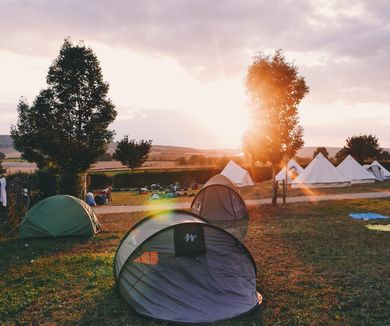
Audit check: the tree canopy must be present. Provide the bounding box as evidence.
[113,136,152,171]
[11,39,117,194]
[243,50,309,174]
[313,147,329,159]
[335,134,383,164]
[0,161,6,175]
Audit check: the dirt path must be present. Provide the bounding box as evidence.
[93,191,390,214]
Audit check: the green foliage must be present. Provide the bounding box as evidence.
[313,146,329,159]
[34,168,58,200]
[381,150,390,161]
[5,173,32,226]
[243,49,309,174]
[4,169,61,226]
[0,152,5,160]
[113,136,152,171]
[97,152,112,161]
[88,173,112,190]
[175,156,188,166]
[0,160,6,175]
[89,166,273,189]
[335,134,383,164]
[11,38,117,195]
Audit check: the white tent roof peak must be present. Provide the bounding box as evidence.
[336,155,376,184]
[275,159,304,183]
[220,160,254,187]
[292,153,351,188]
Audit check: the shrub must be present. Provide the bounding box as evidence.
[88,166,273,189]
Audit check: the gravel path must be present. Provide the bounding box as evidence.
[93,191,390,214]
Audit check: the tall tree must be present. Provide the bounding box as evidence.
[113,136,152,171]
[335,134,383,164]
[313,147,329,159]
[11,38,117,196]
[243,50,309,202]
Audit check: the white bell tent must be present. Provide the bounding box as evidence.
[275,159,304,183]
[292,153,351,188]
[371,161,390,180]
[220,160,254,187]
[336,155,376,184]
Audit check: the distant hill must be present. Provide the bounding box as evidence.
[1,134,389,159]
[297,147,341,158]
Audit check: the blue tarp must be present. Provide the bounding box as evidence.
[349,213,390,220]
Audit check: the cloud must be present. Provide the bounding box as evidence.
[1,0,389,148]
[1,1,390,99]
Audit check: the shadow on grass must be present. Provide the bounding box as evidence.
[212,217,249,243]
[76,287,264,326]
[0,236,89,275]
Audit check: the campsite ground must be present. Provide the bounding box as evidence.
[109,180,390,206]
[1,199,390,325]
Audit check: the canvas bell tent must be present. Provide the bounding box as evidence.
[19,195,101,238]
[371,161,390,180]
[337,155,376,184]
[364,164,385,181]
[276,159,304,183]
[292,153,351,188]
[114,210,261,323]
[191,174,247,220]
[220,160,254,187]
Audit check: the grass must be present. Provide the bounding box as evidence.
[108,180,390,206]
[1,199,390,325]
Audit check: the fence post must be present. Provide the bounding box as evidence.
[272,180,278,205]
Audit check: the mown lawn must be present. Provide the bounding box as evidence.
[109,180,390,206]
[1,199,390,325]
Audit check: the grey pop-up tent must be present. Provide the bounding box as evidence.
[191,174,247,220]
[114,210,261,323]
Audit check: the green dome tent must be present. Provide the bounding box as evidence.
[19,195,101,238]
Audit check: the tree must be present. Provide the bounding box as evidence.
[113,136,152,171]
[243,50,309,203]
[189,155,199,165]
[0,152,5,175]
[97,152,112,161]
[335,134,383,164]
[381,150,390,161]
[0,160,6,175]
[11,39,117,196]
[175,157,188,166]
[313,147,329,159]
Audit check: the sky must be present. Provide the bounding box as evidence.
[0,0,389,149]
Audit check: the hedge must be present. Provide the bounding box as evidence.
[88,166,273,189]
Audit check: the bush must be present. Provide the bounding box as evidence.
[6,172,34,226]
[88,173,112,190]
[88,166,273,189]
[34,168,58,201]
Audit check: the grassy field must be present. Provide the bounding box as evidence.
[1,199,390,325]
[109,180,390,206]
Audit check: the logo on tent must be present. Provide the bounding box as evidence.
[184,233,197,242]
